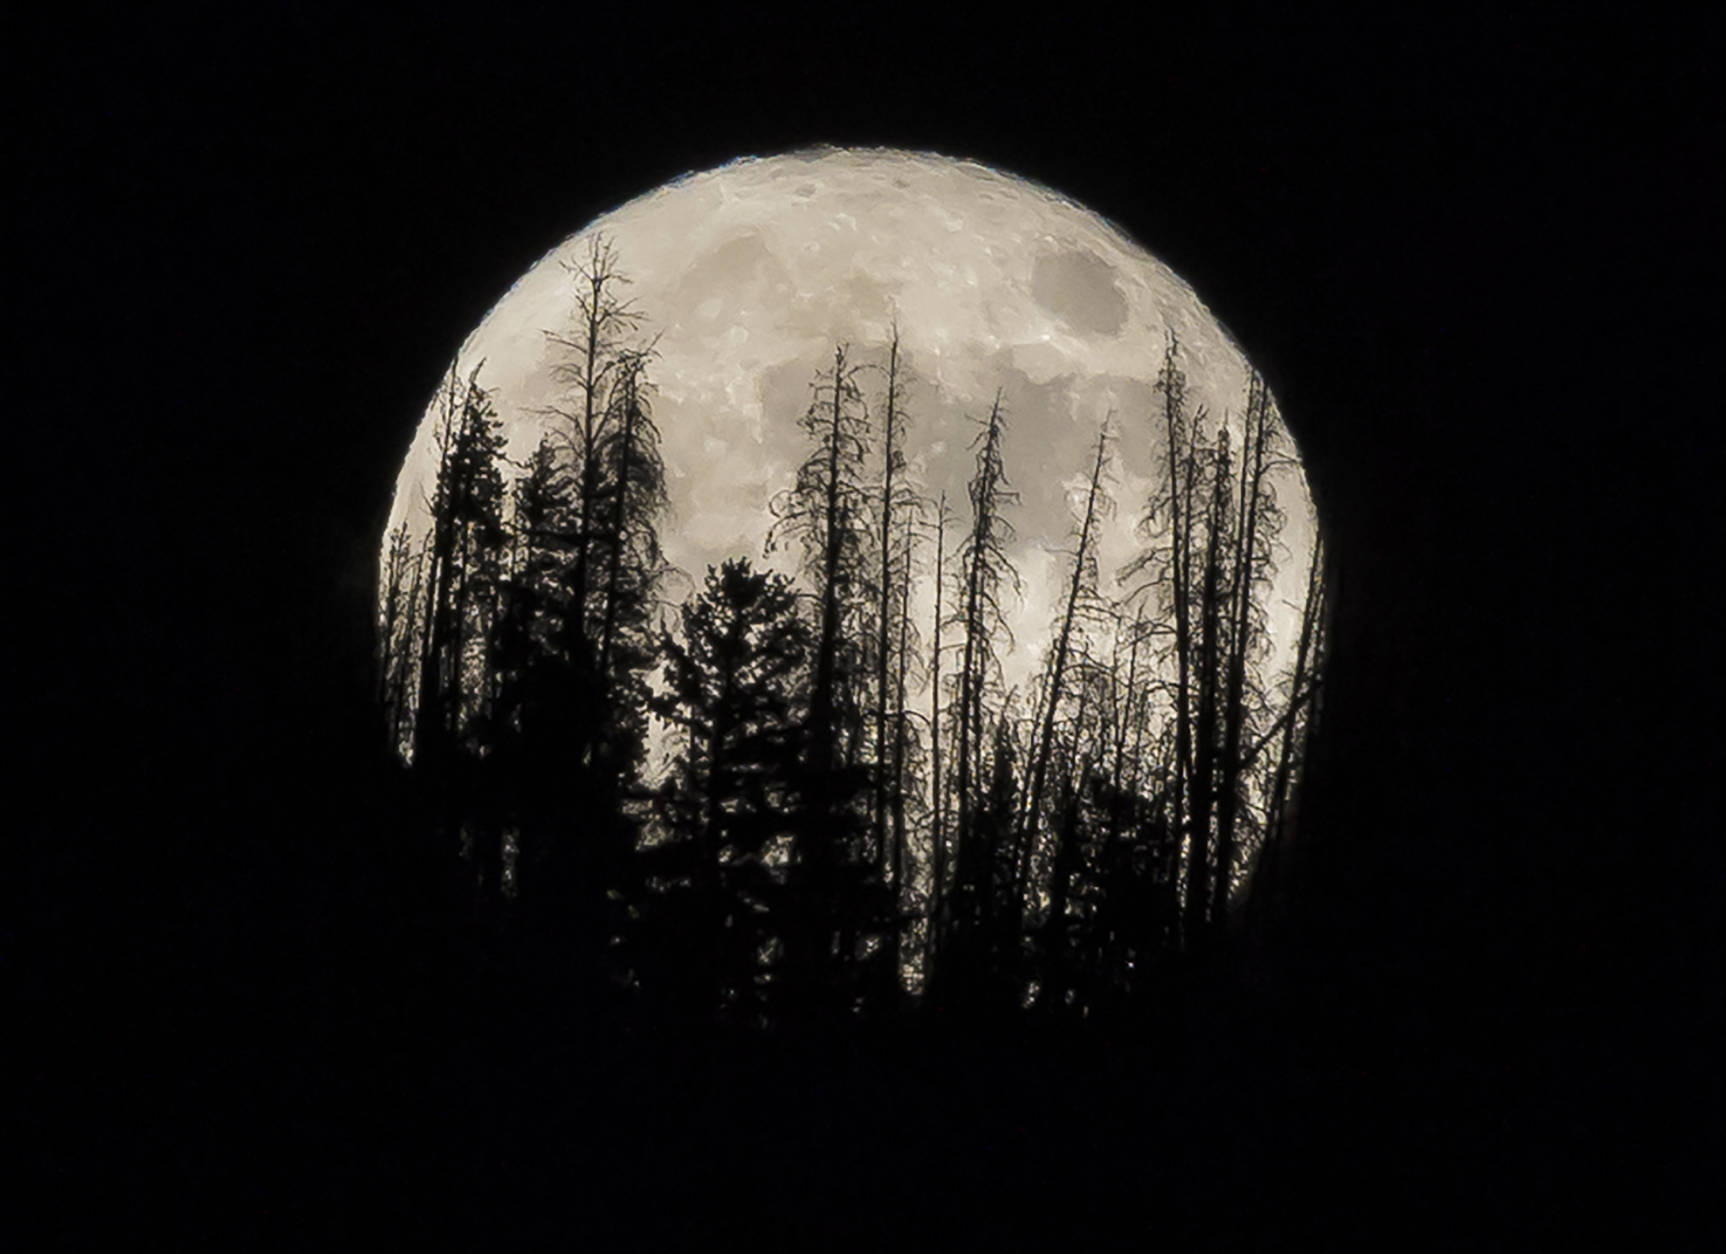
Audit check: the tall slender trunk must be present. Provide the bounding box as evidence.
[569,263,609,649]
[392,551,424,751]
[415,376,462,761]
[804,344,851,994]
[874,331,900,870]
[1212,383,1269,930]
[1040,680,1092,1003]
[889,516,914,985]
[1265,533,1325,870]
[953,488,985,938]
[952,393,1006,943]
[1183,435,1230,950]
[702,641,739,1011]
[929,494,946,953]
[811,345,847,767]
[1157,340,1198,950]
[597,360,639,683]
[1113,613,1143,803]
[1019,429,1107,900]
[378,527,409,708]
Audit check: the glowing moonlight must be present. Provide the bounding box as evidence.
[382,148,1325,912]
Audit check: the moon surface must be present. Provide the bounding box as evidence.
[386,147,1315,717]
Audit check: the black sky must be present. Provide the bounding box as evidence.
[20,7,1715,1242]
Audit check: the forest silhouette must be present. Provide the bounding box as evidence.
[21,11,1706,1243]
[375,234,1330,1032]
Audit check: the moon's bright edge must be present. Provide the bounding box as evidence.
[385,147,1316,745]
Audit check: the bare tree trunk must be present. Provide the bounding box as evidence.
[929,493,947,956]
[415,375,463,762]
[377,524,410,708]
[597,358,641,681]
[1264,532,1325,874]
[1040,680,1093,1005]
[890,516,914,986]
[1156,338,1199,951]
[1184,432,1230,951]
[874,329,901,872]
[952,392,1009,949]
[390,550,425,752]
[1019,429,1108,902]
[1212,381,1269,931]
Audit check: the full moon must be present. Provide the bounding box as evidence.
[385,147,1316,724]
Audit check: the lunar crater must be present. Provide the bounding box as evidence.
[1032,248,1130,337]
[388,148,1315,706]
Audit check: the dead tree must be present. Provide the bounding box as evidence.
[944,391,1019,956]
[1018,423,1114,910]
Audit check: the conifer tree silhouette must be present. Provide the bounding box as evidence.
[930,391,1020,1005]
[768,343,892,1015]
[646,559,810,1021]
[372,319,1328,1025]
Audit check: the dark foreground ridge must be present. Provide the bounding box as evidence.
[21,732,1611,1248]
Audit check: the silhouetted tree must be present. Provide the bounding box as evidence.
[545,233,648,652]
[480,434,579,908]
[397,363,511,923]
[371,312,1330,1029]
[869,326,921,892]
[768,343,891,1014]
[644,559,810,1021]
[1248,530,1328,920]
[413,364,508,767]
[931,391,1020,1000]
[377,522,424,755]
[1018,423,1116,928]
[883,507,927,997]
[377,522,413,706]
[927,491,951,960]
[944,694,1028,1013]
[1209,373,1286,936]
[506,239,668,993]
[1124,334,1212,951]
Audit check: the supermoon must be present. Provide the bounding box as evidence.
[385,147,1315,724]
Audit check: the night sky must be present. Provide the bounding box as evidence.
[20,9,1711,1243]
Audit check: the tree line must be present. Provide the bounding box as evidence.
[376,235,1329,1026]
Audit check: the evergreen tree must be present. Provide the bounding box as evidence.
[868,326,920,881]
[376,522,423,755]
[643,559,810,1021]
[519,238,667,994]
[1210,373,1286,935]
[930,390,1020,1001]
[1017,423,1116,924]
[481,434,579,907]
[399,363,511,921]
[545,233,648,653]
[767,343,891,1014]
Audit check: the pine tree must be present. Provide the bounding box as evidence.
[931,390,1020,999]
[767,343,890,1014]
[522,238,667,993]
[588,343,671,808]
[1210,373,1286,935]
[376,522,424,756]
[869,327,921,879]
[645,559,810,1021]
[1248,531,1327,923]
[1125,334,1205,950]
[927,491,951,965]
[399,363,510,923]
[544,233,648,654]
[481,434,578,905]
[1017,423,1116,921]
[412,363,508,764]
